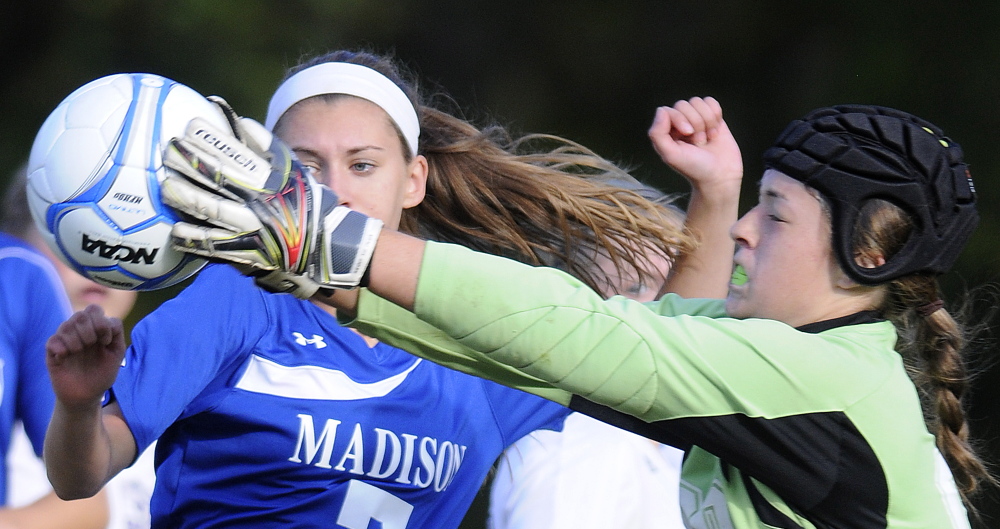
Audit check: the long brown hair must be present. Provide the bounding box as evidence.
[855,198,993,505]
[276,50,694,294]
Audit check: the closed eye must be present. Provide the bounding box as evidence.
[623,281,647,296]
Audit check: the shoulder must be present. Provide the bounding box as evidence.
[137,264,272,341]
[0,233,57,276]
[189,262,254,288]
[737,318,902,400]
[814,319,902,381]
[188,265,321,313]
[0,233,69,316]
[475,374,570,435]
[174,264,269,311]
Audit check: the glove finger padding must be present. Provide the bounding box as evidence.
[163,174,283,271]
[168,173,382,292]
[163,117,290,202]
[162,103,316,276]
[170,221,278,271]
[163,162,317,276]
[205,96,272,153]
[161,174,263,232]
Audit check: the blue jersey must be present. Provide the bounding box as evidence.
[0,233,70,504]
[111,265,568,528]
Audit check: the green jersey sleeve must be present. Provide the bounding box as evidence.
[390,242,896,422]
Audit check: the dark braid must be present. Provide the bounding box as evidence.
[858,199,992,505]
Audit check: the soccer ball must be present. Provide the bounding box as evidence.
[26,73,228,290]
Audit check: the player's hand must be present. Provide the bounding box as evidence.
[648,96,743,193]
[160,97,383,297]
[46,305,126,412]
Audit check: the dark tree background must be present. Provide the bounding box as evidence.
[3,1,1000,526]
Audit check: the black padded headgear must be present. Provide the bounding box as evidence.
[762,104,978,285]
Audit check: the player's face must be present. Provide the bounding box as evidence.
[31,236,137,319]
[593,248,671,302]
[726,170,844,326]
[57,263,138,318]
[275,96,427,230]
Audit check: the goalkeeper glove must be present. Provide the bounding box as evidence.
[161,97,382,298]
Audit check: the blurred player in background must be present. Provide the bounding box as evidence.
[0,170,108,528]
[487,183,687,529]
[2,167,154,529]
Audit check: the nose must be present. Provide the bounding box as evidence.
[730,208,754,249]
[314,168,349,206]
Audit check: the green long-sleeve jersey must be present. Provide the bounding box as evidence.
[345,241,969,529]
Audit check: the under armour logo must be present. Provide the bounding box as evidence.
[293,332,327,349]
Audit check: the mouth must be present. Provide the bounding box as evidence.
[730,264,747,286]
[78,285,110,303]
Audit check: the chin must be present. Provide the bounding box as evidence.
[724,296,750,319]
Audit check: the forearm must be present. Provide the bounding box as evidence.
[0,491,109,529]
[665,178,740,298]
[43,402,133,500]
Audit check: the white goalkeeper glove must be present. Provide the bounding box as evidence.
[161,97,383,298]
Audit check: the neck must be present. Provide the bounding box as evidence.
[311,298,381,347]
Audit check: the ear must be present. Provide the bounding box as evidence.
[401,154,429,209]
[835,252,887,290]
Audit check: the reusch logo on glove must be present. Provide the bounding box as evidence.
[188,118,270,173]
[183,118,274,192]
[192,127,259,173]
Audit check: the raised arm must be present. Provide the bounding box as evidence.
[44,305,138,500]
[647,97,742,298]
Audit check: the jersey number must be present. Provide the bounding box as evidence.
[337,480,414,528]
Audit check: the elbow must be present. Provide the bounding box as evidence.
[51,483,101,501]
[49,481,98,500]
[47,470,104,500]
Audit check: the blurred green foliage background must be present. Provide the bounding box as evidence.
[3,1,1000,526]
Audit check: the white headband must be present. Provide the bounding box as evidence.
[265,62,420,156]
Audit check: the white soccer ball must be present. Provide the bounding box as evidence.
[26,73,228,290]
